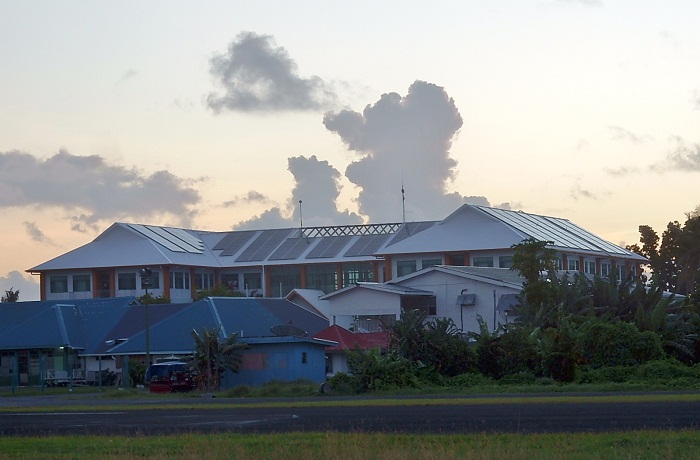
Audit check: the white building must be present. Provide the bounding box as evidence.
[28,204,646,327]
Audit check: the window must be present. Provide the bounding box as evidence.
[50,276,68,293]
[243,273,261,290]
[195,273,214,290]
[616,265,625,281]
[301,352,307,364]
[499,256,514,269]
[170,271,190,290]
[472,256,494,267]
[220,274,239,291]
[401,295,437,316]
[396,260,417,277]
[269,266,300,297]
[567,259,580,271]
[601,263,611,277]
[554,258,563,270]
[117,273,136,290]
[141,271,160,289]
[421,258,441,269]
[306,264,337,293]
[342,263,374,285]
[72,275,91,292]
[584,260,596,275]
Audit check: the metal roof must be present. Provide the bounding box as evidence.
[29,204,645,273]
[107,297,330,355]
[0,298,137,351]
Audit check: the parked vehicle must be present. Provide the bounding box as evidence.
[145,361,196,393]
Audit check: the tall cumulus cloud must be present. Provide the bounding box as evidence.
[234,155,362,229]
[207,32,336,113]
[323,80,489,222]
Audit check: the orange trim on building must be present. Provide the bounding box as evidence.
[384,256,392,281]
[264,266,271,297]
[40,273,46,301]
[299,265,307,289]
[190,267,196,300]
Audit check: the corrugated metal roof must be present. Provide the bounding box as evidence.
[107,297,330,355]
[30,204,646,273]
[0,298,136,351]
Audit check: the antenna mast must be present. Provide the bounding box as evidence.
[298,200,303,231]
[401,180,406,224]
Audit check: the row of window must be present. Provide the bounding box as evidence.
[394,255,633,280]
[48,264,374,296]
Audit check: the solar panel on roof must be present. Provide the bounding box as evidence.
[386,221,435,246]
[128,224,186,253]
[216,231,257,256]
[269,238,312,260]
[163,227,204,252]
[306,235,352,259]
[148,226,202,254]
[236,229,292,262]
[344,234,390,257]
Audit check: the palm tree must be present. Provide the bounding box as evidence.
[1,288,19,302]
[191,325,249,392]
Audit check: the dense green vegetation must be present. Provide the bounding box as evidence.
[328,210,700,394]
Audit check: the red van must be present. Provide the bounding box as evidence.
[146,362,196,393]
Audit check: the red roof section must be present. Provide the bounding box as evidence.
[314,324,390,351]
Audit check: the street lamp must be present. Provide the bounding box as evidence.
[139,268,152,366]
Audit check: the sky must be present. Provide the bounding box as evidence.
[2,1,699,301]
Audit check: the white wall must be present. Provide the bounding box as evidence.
[393,270,520,334]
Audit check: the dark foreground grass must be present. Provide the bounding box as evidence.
[0,430,698,459]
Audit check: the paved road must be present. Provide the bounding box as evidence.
[1,394,698,436]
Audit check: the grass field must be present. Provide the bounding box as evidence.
[0,430,698,459]
[0,386,698,459]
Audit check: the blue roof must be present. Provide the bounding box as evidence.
[0,296,330,356]
[107,297,330,355]
[0,298,137,351]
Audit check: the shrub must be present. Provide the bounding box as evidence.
[476,327,538,379]
[446,372,493,388]
[577,321,665,368]
[578,365,636,384]
[497,372,537,386]
[346,348,421,392]
[636,359,700,383]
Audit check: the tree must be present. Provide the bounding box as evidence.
[389,309,475,378]
[191,325,249,392]
[1,288,19,303]
[632,207,700,296]
[510,237,559,326]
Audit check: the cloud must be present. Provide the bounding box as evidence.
[650,136,700,173]
[207,32,336,113]
[324,80,489,222]
[223,190,270,207]
[569,184,597,201]
[0,271,40,302]
[235,155,363,229]
[23,221,50,243]
[693,91,700,110]
[608,126,650,144]
[606,165,640,176]
[0,149,201,229]
[116,68,137,85]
